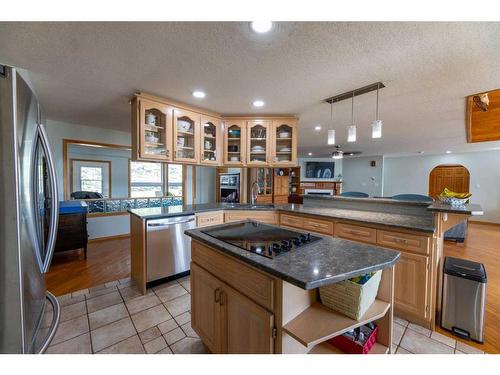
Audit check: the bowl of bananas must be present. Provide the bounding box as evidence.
[438,188,472,206]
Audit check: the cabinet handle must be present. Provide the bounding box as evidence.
[214,288,220,303]
[219,291,226,306]
[393,238,408,244]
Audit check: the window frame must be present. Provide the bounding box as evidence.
[128,160,185,200]
[70,158,112,198]
[80,165,104,194]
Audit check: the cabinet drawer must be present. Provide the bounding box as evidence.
[224,210,278,224]
[279,213,304,229]
[335,222,376,244]
[196,211,224,227]
[192,241,275,311]
[377,230,430,255]
[303,217,333,235]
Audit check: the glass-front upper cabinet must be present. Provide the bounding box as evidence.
[246,120,271,166]
[134,99,172,161]
[224,120,246,166]
[173,108,200,163]
[271,118,298,167]
[200,115,223,165]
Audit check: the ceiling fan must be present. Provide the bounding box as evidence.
[331,145,362,159]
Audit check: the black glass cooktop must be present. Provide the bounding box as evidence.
[200,221,321,258]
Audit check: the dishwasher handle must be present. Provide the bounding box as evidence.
[147,216,195,228]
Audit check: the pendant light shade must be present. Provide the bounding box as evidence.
[328,129,336,145]
[371,83,383,139]
[347,125,357,142]
[327,102,336,145]
[347,92,356,142]
[372,119,382,138]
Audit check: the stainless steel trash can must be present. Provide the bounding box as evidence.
[441,256,487,343]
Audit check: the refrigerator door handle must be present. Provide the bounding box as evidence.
[37,291,61,354]
[38,123,59,273]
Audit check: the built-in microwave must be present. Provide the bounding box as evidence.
[219,173,240,203]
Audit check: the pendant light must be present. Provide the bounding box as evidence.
[347,92,357,142]
[371,83,382,138]
[327,101,336,145]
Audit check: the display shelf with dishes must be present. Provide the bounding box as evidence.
[247,120,271,166]
[224,120,246,166]
[271,120,298,167]
[201,115,222,165]
[173,109,200,163]
[132,98,173,161]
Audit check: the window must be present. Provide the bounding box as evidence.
[167,164,183,197]
[129,162,184,198]
[130,162,164,197]
[80,166,103,193]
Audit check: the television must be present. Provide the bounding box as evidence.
[304,161,335,180]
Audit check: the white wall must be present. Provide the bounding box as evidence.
[195,166,216,204]
[342,156,384,196]
[383,150,500,223]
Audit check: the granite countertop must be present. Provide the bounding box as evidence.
[185,220,400,290]
[128,202,435,233]
[427,202,484,215]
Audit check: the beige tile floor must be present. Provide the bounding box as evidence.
[43,276,484,354]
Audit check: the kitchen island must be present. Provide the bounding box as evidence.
[184,220,400,354]
[128,196,482,332]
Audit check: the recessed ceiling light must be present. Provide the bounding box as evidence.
[253,100,265,107]
[446,150,452,154]
[418,151,425,154]
[192,91,206,98]
[308,152,313,156]
[251,21,273,34]
[314,125,322,131]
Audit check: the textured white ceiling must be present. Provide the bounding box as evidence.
[1,22,500,157]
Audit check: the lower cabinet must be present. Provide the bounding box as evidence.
[191,262,275,354]
[393,252,430,323]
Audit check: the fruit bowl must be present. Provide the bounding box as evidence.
[438,196,469,206]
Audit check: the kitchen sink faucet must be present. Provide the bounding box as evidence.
[251,182,260,205]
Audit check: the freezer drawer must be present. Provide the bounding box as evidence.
[146,215,196,282]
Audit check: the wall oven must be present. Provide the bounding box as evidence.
[219,173,240,203]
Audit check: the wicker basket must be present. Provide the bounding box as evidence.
[319,270,382,320]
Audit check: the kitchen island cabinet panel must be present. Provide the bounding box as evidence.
[221,283,275,354]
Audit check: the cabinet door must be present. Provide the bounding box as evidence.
[137,99,172,161]
[224,120,246,166]
[246,120,271,166]
[271,119,298,167]
[173,108,200,163]
[394,252,430,321]
[191,263,222,353]
[220,283,275,354]
[200,115,223,165]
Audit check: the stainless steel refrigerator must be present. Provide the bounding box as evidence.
[0,65,60,353]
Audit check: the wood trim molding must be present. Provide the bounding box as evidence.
[469,220,500,227]
[63,138,131,200]
[88,212,130,218]
[70,158,112,198]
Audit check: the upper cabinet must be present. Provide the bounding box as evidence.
[132,98,173,161]
[246,120,271,166]
[173,108,200,163]
[131,94,298,167]
[201,115,223,166]
[271,119,298,167]
[223,120,246,167]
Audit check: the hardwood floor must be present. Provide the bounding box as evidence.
[46,238,131,297]
[437,222,500,354]
[45,222,500,353]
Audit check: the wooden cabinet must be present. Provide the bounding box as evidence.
[132,98,173,161]
[200,115,223,165]
[191,263,222,353]
[195,211,224,227]
[173,108,200,163]
[221,283,275,353]
[224,210,278,224]
[224,120,246,166]
[191,253,275,354]
[377,229,430,255]
[271,119,298,167]
[393,252,430,323]
[246,120,271,166]
[336,222,377,244]
[54,211,88,258]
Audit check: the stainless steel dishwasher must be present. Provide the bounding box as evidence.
[146,215,196,282]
